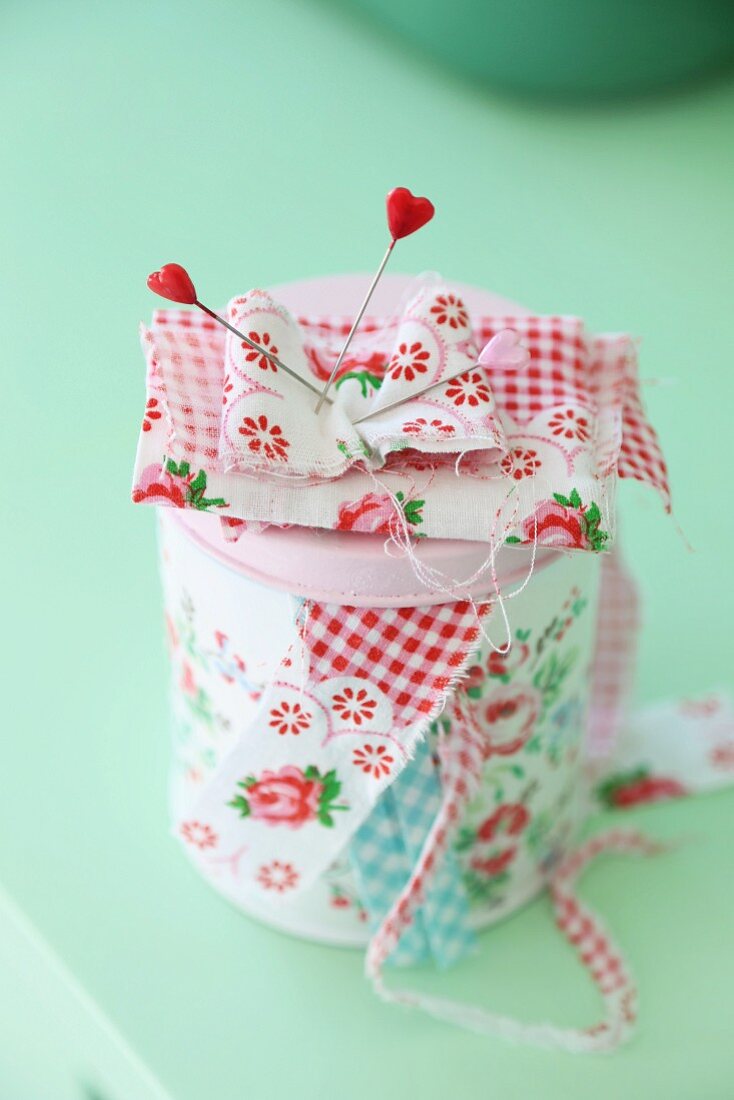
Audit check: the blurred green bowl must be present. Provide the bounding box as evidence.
[344,0,734,99]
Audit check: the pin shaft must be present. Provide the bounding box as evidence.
[352,363,477,425]
[194,300,329,403]
[314,239,395,413]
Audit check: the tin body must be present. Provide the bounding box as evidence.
[160,508,599,945]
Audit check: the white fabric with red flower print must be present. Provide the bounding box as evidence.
[134,281,670,546]
[217,286,510,481]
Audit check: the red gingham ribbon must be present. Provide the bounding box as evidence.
[367,791,667,1053]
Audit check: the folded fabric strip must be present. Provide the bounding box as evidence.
[368,828,666,1053]
[184,596,490,900]
[133,282,670,545]
[218,286,510,481]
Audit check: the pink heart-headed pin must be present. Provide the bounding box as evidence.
[386,187,435,241]
[478,329,530,372]
[147,263,197,305]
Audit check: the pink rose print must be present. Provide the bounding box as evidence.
[402,417,456,436]
[596,769,687,808]
[238,414,290,462]
[242,330,279,372]
[180,820,218,850]
[132,460,227,511]
[470,848,516,878]
[464,663,485,692]
[680,696,721,718]
[334,492,395,535]
[710,742,734,770]
[132,463,186,508]
[548,407,590,443]
[332,686,377,727]
[388,340,431,382]
[353,743,395,778]
[519,491,608,553]
[480,684,542,758]
[500,447,542,481]
[165,612,179,652]
[257,860,299,892]
[268,700,312,736]
[527,499,586,549]
[429,293,469,330]
[444,370,492,408]
[487,641,530,681]
[229,764,347,828]
[180,661,197,697]
[142,397,162,433]
[476,803,530,843]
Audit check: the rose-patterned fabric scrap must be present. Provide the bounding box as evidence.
[349,737,475,968]
[589,692,734,810]
[133,281,670,545]
[184,596,490,901]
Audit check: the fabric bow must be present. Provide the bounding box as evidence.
[218,286,528,483]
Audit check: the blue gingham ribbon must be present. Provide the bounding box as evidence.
[349,737,476,968]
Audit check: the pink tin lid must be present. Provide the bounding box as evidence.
[169,274,557,607]
[172,508,556,607]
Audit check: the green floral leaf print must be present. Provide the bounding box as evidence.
[335,370,384,398]
[161,456,228,511]
[533,648,579,710]
[189,470,207,497]
[454,826,476,853]
[336,437,372,460]
[428,715,452,738]
[525,811,552,856]
[228,793,251,817]
[403,499,424,526]
[395,491,424,527]
[166,458,190,478]
[581,500,609,552]
[463,868,511,904]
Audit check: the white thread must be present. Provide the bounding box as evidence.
[363,466,542,656]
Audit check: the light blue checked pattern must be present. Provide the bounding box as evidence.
[349,737,476,969]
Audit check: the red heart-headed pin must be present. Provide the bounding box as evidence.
[147,263,197,304]
[386,187,435,241]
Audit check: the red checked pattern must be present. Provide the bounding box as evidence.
[588,549,641,759]
[143,310,225,463]
[474,315,591,422]
[548,830,668,1050]
[303,599,491,717]
[475,316,670,505]
[140,304,670,514]
[368,780,666,1053]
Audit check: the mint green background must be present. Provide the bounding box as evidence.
[2,1,733,1097]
